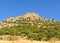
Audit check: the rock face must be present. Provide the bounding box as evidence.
[23,12,41,20]
[5,12,44,22]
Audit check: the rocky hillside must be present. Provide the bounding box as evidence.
[0,12,60,41]
[0,12,57,28]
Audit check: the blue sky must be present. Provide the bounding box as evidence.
[0,0,60,21]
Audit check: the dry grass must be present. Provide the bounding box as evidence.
[0,35,60,43]
[0,39,60,43]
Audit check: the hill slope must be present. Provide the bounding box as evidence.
[0,12,60,41]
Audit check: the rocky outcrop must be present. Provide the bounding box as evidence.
[0,12,56,28]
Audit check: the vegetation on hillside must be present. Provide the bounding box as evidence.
[0,13,60,41]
